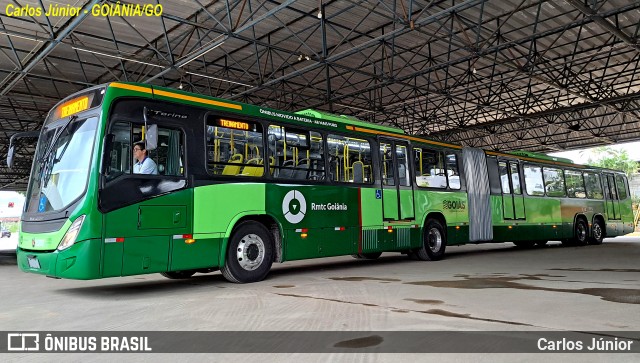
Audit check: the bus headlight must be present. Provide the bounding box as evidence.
[58,215,85,251]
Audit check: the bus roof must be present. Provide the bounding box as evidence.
[106,82,405,136]
[295,109,405,134]
[507,150,574,164]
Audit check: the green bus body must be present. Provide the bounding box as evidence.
[16,82,635,281]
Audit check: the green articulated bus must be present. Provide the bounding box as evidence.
[9,82,635,282]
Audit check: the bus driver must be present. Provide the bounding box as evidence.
[133,141,158,175]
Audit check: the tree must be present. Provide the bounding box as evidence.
[587,147,639,177]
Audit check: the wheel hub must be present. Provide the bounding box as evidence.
[428,227,442,252]
[236,233,265,271]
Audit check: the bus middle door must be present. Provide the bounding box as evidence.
[379,139,415,222]
[498,160,526,221]
[603,173,620,220]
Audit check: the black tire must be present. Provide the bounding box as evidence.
[513,241,536,248]
[160,270,196,279]
[572,218,589,246]
[588,219,605,245]
[535,240,548,247]
[413,219,447,261]
[221,221,274,283]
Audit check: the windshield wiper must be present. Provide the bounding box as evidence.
[40,115,77,188]
[40,115,77,164]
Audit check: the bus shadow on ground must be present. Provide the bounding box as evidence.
[52,240,632,297]
[0,252,17,266]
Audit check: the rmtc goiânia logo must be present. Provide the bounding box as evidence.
[282,190,307,224]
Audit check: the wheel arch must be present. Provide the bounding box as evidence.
[422,211,447,237]
[219,213,283,267]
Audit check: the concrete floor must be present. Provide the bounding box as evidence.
[1,237,639,361]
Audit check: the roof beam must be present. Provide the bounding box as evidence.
[0,0,102,98]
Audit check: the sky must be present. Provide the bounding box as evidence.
[548,141,640,165]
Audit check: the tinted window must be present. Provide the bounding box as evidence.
[206,118,264,177]
[499,161,511,194]
[565,170,585,198]
[268,125,325,181]
[414,147,446,188]
[510,163,521,195]
[524,164,544,196]
[107,122,184,179]
[447,153,461,190]
[616,175,628,199]
[584,172,603,199]
[544,167,565,197]
[328,134,372,183]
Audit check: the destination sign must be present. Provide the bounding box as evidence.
[218,119,250,131]
[58,96,89,118]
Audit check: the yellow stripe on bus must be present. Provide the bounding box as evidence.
[349,126,462,149]
[109,82,153,94]
[351,125,584,167]
[109,83,242,111]
[154,89,242,111]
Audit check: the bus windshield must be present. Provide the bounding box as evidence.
[25,116,99,214]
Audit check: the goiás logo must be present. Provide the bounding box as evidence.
[282,190,307,224]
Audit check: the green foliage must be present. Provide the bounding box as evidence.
[587,147,639,177]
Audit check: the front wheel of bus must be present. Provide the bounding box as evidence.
[588,220,605,245]
[413,219,446,261]
[221,221,274,283]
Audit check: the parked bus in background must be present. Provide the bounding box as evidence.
[7,82,635,283]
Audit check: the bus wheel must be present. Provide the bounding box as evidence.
[221,221,274,283]
[413,219,446,261]
[588,220,605,245]
[160,270,196,279]
[535,240,548,247]
[573,218,589,246]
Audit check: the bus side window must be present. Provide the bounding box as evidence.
[543,167,565,197]
[107,122,132,180]
[565,169,586,198]
[584,172,603,199]
[446,153,460,190]
[329,134,372,183]
[205,117,264,177]
[524,164,544,196]
[615,174,628,200]
[414,146,446,188]
[270,126,325,181]
[154,128,184,176]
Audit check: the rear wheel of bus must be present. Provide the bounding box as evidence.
[588,219,605,245]
[412,219,446,261]
[221,221,274,283]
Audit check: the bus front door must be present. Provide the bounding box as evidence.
[379,140,415,221]
[603,173,620,220]
[498,160,526,220]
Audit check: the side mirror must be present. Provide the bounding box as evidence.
[7,144,15,169]
[7,130,40,169]
[142,106,158,151]
[145,124,158,151]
